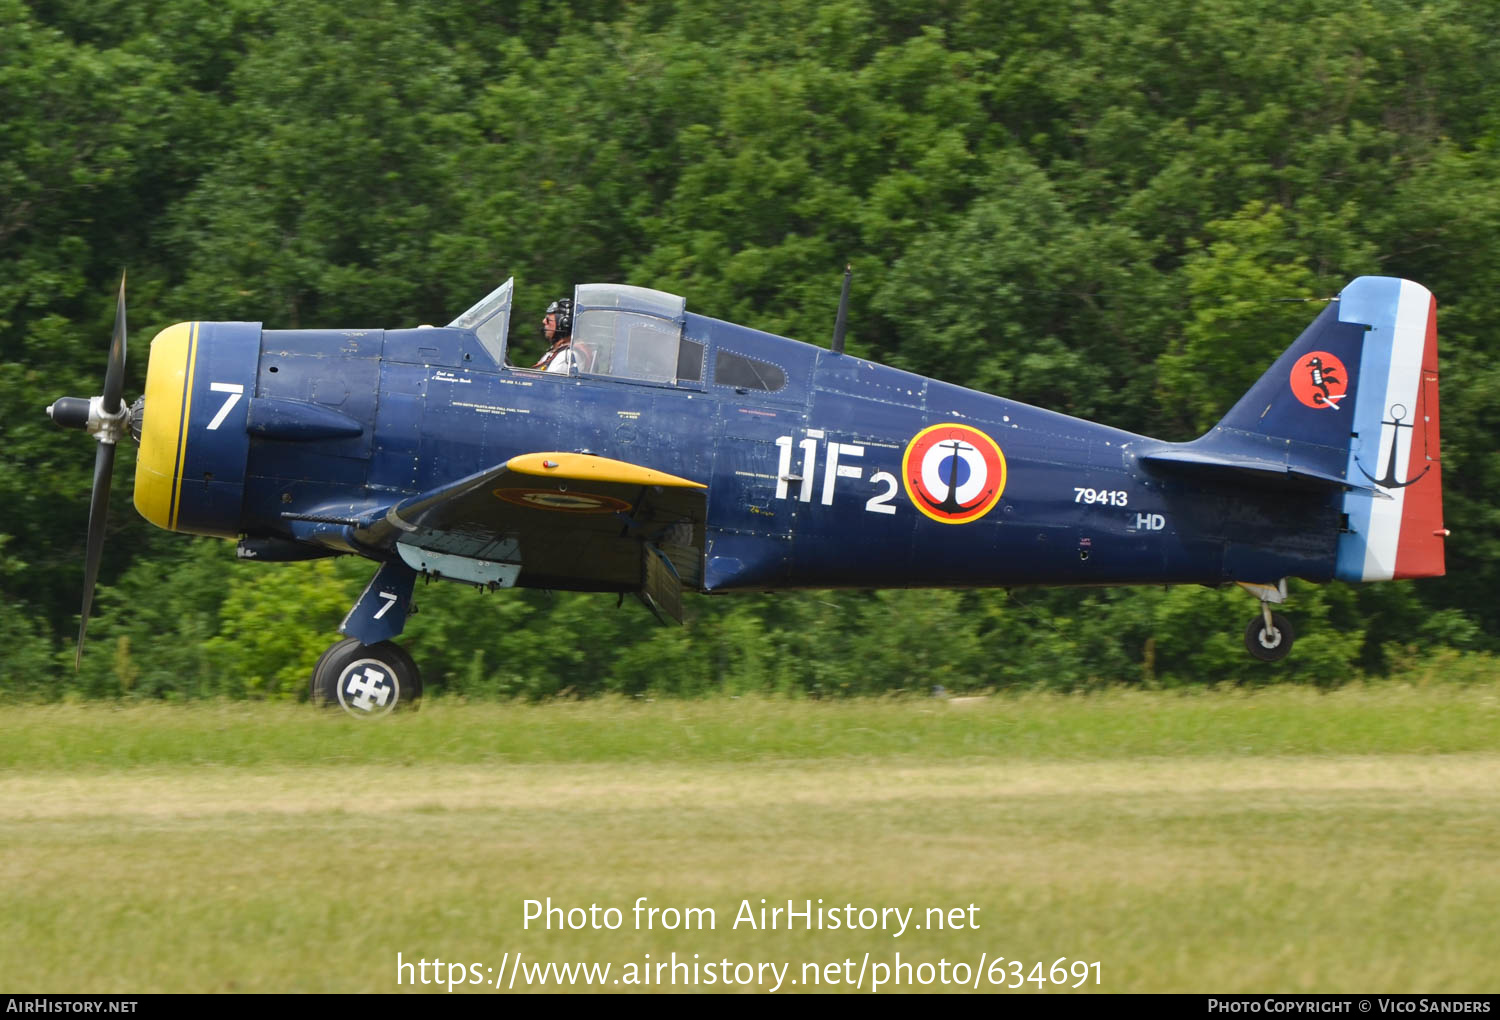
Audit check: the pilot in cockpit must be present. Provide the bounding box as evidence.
[532,297,578,374]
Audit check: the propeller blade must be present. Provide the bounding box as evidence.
[102,270,127,415]
[76,440,116,670]
[74,444,115,672]
[74,270,128,669]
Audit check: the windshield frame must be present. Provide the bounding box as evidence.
[447,278,513,364]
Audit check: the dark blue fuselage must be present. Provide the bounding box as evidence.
[234,313,1338,593]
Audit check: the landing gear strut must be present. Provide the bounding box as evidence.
[1237,579,1294,662]
[311,637,423,716]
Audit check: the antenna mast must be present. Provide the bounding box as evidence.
[830,264,852,355]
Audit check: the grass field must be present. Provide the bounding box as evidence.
[2,686,1498,993]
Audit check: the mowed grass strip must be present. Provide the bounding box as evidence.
[1,756,1498,993]
[2,683,1499,769]
[2,688,1498,992]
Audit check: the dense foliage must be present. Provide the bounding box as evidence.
[3,0,1496,697]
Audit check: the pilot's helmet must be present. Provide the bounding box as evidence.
[543,297,573,339]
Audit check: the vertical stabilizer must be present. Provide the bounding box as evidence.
[1200,297,1373,483]
[1146,276,1446,584]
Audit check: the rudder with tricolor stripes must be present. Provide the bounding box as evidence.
[1334,277,1445,581]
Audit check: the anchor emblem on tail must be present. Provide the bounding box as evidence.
[1357,403,1432,490]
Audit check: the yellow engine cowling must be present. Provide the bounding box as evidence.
[134,321,261,537]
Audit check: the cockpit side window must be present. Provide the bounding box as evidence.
[573,310,681,383]
[713,350,787,391]
[677,339,705,382]
[570,283,696,386]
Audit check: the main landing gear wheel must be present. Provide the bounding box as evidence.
[1244,611,1295,662]
[311,638,422,717]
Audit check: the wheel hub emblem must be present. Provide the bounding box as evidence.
[336,659,396,716]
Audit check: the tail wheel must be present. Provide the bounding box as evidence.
[1244,612,1295,662]
[311,638,423,717]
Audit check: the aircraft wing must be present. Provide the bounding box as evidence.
[353,453,706,620]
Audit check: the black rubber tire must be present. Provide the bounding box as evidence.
[1244,612,1295,662]
[310,637,362,703]
[311,638,423,716]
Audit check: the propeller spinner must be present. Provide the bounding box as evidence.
[46,272,135,669]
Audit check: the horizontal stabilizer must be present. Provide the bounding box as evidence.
[1138,448,1387,498]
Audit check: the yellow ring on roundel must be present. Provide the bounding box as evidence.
[901,422,1007,524]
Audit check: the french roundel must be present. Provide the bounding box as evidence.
[902,423,1007,524]
[494,488,633,514]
